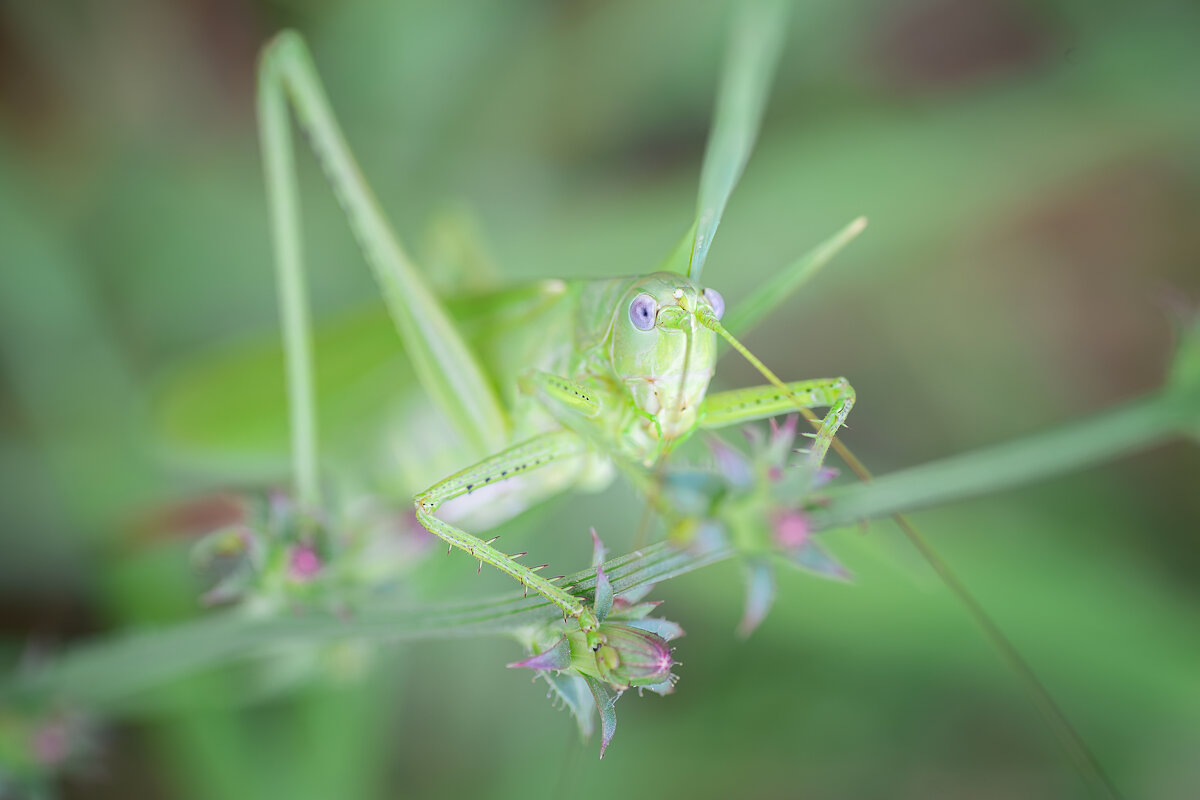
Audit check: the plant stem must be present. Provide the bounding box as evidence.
[6,390,1186,716]
[258,42,321,515]
[1,539,729,712]
[811,391,1185,530]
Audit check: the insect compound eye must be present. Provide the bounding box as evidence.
[629,293,658,331]
[703,288,725,320]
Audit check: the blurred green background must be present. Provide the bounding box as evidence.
[2,0,1198,797]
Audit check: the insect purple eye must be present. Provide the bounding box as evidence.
[703,288,725,320]
[629,293,658,331]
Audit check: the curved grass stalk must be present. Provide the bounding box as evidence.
[809,390,1189,530]
[6,383,1191,718]
[798,385,1196,800]
[2,538,730,713]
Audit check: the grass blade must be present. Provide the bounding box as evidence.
[689,0,790,280]
[722,216,867,339]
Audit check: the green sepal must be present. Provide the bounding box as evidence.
[583,676,620,758]
[594,565,614,622]
[590,527,608,568]
[784,538,852,582]
[606,600,661,621]
[639,679,675,697]
[737,558,776,638]
[622,618,684,643]
[542,672,596,740]
[506,636,571,672]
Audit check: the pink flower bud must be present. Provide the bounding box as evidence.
[594,623,676,689]
[288,545,321,580]
[772,510,810,549]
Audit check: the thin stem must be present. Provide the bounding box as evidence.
[258,42,321,514]
[799,395,1172,800]
[891,512,1124,799]
[5,388,1183,741]
[812,392,1182,530]
[2,540,720,712]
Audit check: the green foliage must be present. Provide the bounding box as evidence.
[1166,309,1200,440]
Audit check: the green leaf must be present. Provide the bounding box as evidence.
[689,0,790,280]
[722,217,868,340]
[153,306,404,466]
[658,220,698,276]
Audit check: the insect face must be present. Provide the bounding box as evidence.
[608,272,722,441]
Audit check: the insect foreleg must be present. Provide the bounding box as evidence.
[413,431,600,631]
[698,310,855,471]
[700,378,855,470]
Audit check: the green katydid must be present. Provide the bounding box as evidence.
[256,5,855,637]
[249,2,1117,791]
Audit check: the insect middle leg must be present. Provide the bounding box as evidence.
[700,378,855,470]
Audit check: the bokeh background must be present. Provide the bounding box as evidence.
[2,0,1198,798]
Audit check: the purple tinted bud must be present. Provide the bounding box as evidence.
[594,623,675,689]
[31,720,69,766]
[772,510,811,549]
[812,466,839,488]
[288,545,321,580]
[508,637,572,672]
[768,414,798,449]
[708,437,754,488]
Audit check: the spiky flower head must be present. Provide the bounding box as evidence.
[507,529,684,756]
[654,415,852,638]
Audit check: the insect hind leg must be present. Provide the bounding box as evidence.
[257,30,510,464]
[412,431,600,631]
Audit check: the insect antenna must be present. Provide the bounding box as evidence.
[697,310,1122,800]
